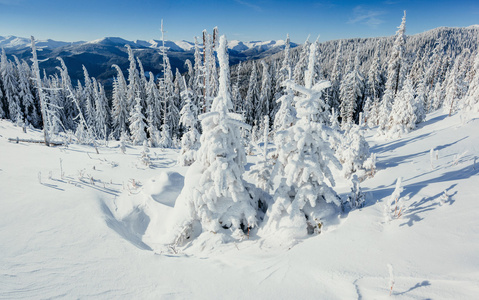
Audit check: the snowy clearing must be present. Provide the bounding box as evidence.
[1,110,478,299]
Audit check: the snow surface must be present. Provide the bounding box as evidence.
[1,110,479,299]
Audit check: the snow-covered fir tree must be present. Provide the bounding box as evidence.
[129,93,147,145]
[170,35,257,244]
[387,76,417,138]
[273,67,296,132]
[378,11,407,132]
[178,77,200,166]
[336,124,371,178]
[245,61,260,125]
[95,82,110,140]
[264,44,341,238]
[463,50,479,113]
[339,51,364,128]
[260,60,273,121]
[111,65,130,138]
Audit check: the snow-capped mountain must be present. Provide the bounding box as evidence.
[1,35,296,53]
[0,35,84,50]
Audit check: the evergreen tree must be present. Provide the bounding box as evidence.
[95,83,110,140]
[339,51,364,128]
[126,45,140,113]
[387,76,416,138]
[15,56,38,127]
[265,75,340,237]
[386,11,407,96]
[171,35,257,244]
[366,40,384,125]
[231,62,242,113]
[273,68,296,132]
[178,77,200,166]
[379,11,407,131]
[129,93,147,145]
[293,37,310,86]
[260,61,272,121]
[1,51,21,123]
[82,65,95,129]
[55,57,74,129]
[328,40,343,111]
[463,51,479,112]
[414,76,427,123]
[245,61,260,125]
[111,65,129,138]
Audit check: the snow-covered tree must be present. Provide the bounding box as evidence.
[387,76,416,138]
[170,35,257,244]
[339,51,364,128]
[125,45,140,113]
[55,57,74,129]
[232,61,242,113]
[260,61,273,121]
[1,50,21,123]
[111,65,129,138]
[328,40,343,110]
[95,82,110,140]
[82,65,95,129]
[129,93,147,145]
[178,77,200,166]
[264,43,341,238]
[273,68,296,132]
[250,115,273,194]
[386,11,407,96]
[379,11,407,131]
[463,51,479,113]
[414,77,427,123]
[30,36,52,145]
[245,61,260,125]
[336,125,371,178]
[293,37,310,86]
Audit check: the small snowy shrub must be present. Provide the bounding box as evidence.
[385,177,408,221]
[345,174,365,210]
[363,153,377,177]
[388,263,395,296]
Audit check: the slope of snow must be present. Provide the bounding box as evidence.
[1,110,478,299]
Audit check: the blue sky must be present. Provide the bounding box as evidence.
[1,0,478,43]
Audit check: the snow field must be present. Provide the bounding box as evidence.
[1,110,479,299]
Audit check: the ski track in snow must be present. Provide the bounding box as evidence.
[1,110,479,299]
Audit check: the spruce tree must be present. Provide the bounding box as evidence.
[265,62,340,237]
[111,65,129,138]
[129,93,147,145]
[171,35,257,243]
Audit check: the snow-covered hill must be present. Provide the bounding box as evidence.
[1,110,478,298]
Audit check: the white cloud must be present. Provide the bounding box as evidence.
[348,6,386,27]
[234,0,262,12]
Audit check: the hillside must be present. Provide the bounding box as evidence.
[1,110,478,299]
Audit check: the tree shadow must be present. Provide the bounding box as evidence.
[371,133,432,154]
[394,280,431,296]
[400,185,456,227]
[100,201,152,251]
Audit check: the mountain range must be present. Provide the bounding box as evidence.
[1,35,297,89]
